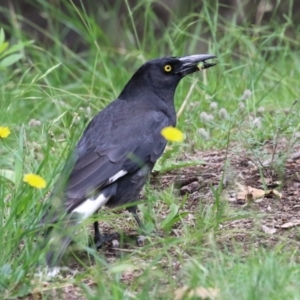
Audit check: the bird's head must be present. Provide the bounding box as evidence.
[120,54,216,101]
[144,54,216,85]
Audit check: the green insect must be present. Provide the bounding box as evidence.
[197,61,205,71]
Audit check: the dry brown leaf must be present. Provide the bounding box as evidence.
[265,189,282,199]
[258,178,282,188]
[174,286,219,300]
[261,225,277,234]
[278,220,300,229]
[272,189,282,199]
[236,183,282,202]
[237,185,265,202]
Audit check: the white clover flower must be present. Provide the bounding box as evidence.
[238,102,245,110]
[197,128,210,140]
[253,117,262,128]
[207,114,214,121]
[240,89,252,101]
[28,119,41,127]
[86,106,92,116]
[257,106,265,113]
[218,108,229,120]
[200,111,210,123]
[210,102,218,110]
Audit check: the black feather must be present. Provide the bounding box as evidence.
[40,54,217,273]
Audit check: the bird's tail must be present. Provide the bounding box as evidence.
[39,214,79,276]
[45,236,73,276]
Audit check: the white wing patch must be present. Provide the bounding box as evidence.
[71,170,127,220]
[47,267,60,277]
[36,266,61,278]
[108,170,127,184]
[72,193,110,219]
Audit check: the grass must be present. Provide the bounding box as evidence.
[1,0,300,299]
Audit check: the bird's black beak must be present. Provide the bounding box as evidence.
[177,54,217,76]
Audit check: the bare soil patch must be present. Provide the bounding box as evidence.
[27,142,300,299]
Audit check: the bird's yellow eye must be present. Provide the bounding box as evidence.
[164,64,172,72]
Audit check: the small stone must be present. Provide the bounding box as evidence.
[137,235,147,247]
[180,181,200,195]
[111,239,120,248]
[261,225,276,234]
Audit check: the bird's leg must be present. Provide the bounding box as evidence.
[92,206,146,249]
[93,221,119,249]
[127,206,148,246]
[93,221,102,248]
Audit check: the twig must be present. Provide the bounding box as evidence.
[177,79,198,119]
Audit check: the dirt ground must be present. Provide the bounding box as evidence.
[24,140,300,299]
[162,141,300,251]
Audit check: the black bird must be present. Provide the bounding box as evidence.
[41,54,216,276]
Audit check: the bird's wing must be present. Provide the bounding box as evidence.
[62,109,169,213]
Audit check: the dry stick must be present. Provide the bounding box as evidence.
[177,79,198,119]
[291,151,300,160]
[203,68,207,86]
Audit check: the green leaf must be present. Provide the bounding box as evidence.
[0,53,23,68]
[0,43,21,58]
[0,40,33,59]
[0,169,15,183]
[14,126,24,187]
[0,42,8,55]
[161,203,179,229]
[168,211,190,226]
[0,28,5,45]
[37,62,62,81]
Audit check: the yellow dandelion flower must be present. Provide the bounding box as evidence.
[0,126,11,139]
[161,126,184,142]
[23,173,46,189]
